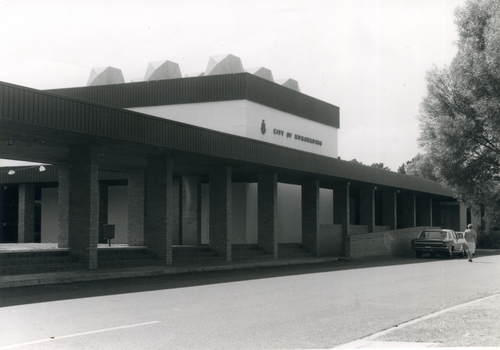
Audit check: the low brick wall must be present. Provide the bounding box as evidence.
[349,226,439,258]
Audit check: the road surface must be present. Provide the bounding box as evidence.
[1,253,499,349]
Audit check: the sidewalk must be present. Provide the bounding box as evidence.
[0,255,342,289]
[336,293,500,348]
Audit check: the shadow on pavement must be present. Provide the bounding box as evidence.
[1,250,499,308]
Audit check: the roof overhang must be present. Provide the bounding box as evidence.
[0,80,453,198]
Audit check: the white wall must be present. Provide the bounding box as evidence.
[107,186,128,244]
[128,100,338,158]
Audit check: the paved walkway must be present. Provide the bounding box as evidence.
[0,243,342,288]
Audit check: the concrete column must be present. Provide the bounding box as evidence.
[180,176,201,245]
[360,188,375,233]
[58,165,69,248]
[209,166,232,261]
[68,145,99,269]
[145,157,174,264]
[333,182,350,257]
[258,173,278,258]
[382,191,397,230]
[401,194,416,228]
[128,169,145,246]
[18,183,35,243]
[302,180,320,256]
[418,197,432,227]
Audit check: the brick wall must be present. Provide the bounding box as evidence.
[127,169,145,246]
[58,165,69,248]
[145,157,174,264]
[209,166,232,260]
[68,145,99,269]
[318,224,343,256]
[350,226,437,258]
[302,180,319,255]
[18,183,35,243]
[180,176,201,245]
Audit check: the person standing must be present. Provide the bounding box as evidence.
[464,224,477,262]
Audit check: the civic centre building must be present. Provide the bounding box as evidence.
[0,54,473,271]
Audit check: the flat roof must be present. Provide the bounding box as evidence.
[46,73,340,128]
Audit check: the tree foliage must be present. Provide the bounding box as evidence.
[349,159,391,171]
[419,0,500,217]
[404,154,439,181]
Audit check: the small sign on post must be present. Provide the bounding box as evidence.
[102,224,115,246]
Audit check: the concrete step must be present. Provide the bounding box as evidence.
[278,243,312,258]
[173,246,224,265]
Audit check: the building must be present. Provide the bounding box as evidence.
[0,54,473,270]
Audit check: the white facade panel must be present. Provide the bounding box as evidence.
[128,100,338,158]
[108,186,128,244]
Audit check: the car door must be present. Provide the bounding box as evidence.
[450,231,460,252]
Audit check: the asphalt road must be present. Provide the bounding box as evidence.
[1,252,499,349]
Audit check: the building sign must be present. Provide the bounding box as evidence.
[263,120,322,146]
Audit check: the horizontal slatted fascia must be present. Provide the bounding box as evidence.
[0,166,127,184]
[45,73,339,128]
[0,81,450,195]
[0,165,58,183]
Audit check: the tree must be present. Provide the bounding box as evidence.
[419,0,500,218]
[397,163,406,174]
[349,159,391,171]
[370,162,391,171]
[349,159,364,165]
[405,154,438,181]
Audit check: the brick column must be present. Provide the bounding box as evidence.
[360,188,375,233]
[258,173,278,258]
[209,166,232,261]
[18,183,35,243]
[382,191,397,230]
[302,180,320,256]
[401,194,416,228]
[127,169,145,246]
[172,178,180,245]
[58,165,69,248]
[98,181,108,243]
[334,182,350,257]
[145,157,174,264]
[68,145,99,269]
[181,175,202,246]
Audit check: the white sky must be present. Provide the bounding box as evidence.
[0,0,466,170]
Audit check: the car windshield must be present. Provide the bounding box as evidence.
[419,231,447,239]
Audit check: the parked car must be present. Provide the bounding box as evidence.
[411,229,466,258]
